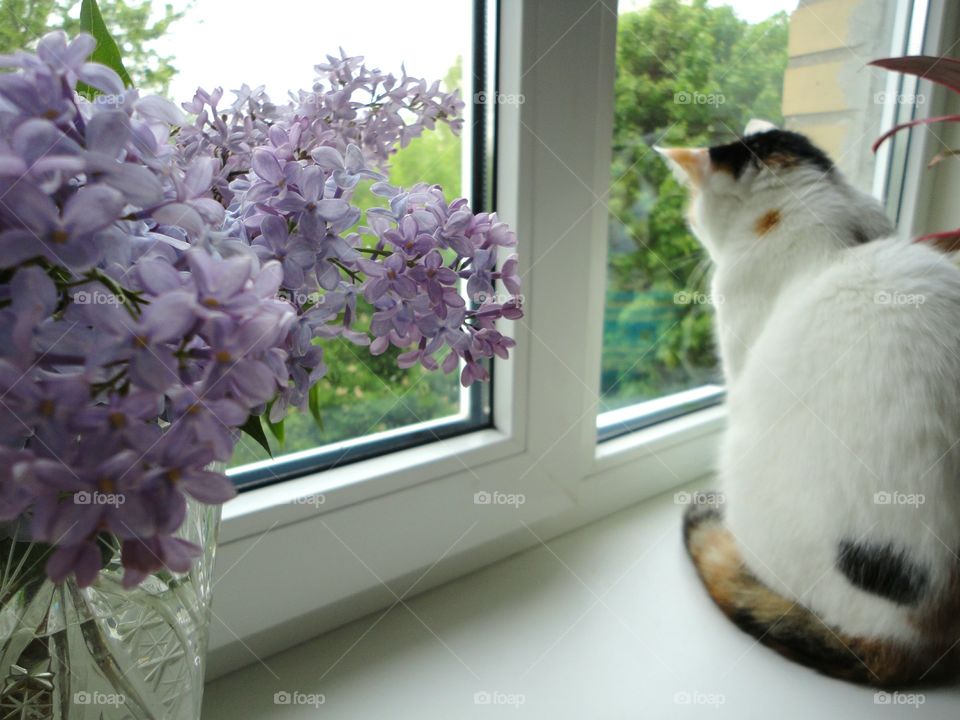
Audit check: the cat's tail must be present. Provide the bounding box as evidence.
[682,492,957,687]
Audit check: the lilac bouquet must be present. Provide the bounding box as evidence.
[0,32,521,589]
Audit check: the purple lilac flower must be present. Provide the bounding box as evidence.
[0,182,125,269]
[0,32,521,590]
[83,290,198,392]
[252,215,317,290]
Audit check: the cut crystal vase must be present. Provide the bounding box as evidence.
[0,501,220,720]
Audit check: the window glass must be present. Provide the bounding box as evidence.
[144,0,478,471]
[600,0,910,435]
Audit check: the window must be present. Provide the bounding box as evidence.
[146,0,496,487]
[190,0,953,678]
[598,0,927,440]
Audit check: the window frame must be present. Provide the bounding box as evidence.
[206,0,954,681]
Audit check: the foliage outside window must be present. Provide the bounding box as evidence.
[602,0,789,411]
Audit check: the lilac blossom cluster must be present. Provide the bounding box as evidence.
[0,34,521,588]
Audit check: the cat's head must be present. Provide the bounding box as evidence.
[656,120,893,261]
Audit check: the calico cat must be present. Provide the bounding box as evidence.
[659,120,960,687]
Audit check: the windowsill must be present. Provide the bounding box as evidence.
[204,480,959,718]
[205,405,723,680]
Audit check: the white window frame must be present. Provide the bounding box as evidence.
[205,0,953,680]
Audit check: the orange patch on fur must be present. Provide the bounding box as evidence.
[755,209,781,236]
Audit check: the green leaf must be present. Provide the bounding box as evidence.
[239,414,273,458]
[78,0,133,96]
[308,383,325,431]
[265,404,285,446]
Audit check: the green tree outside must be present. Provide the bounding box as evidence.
[0,0,183,93]
[602,0,789,409]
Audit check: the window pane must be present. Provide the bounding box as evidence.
[229,112,467,470]
[600,0,912,431]
[145,1,480,473]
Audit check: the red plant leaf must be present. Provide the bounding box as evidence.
[870,56,960,93]
[872,114,960,153]
[914,229,960,253]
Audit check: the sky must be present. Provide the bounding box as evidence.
[154,0,800,103]
[155,1,473,103]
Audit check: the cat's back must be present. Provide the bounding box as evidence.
[843,235,960,312]
[746,236,960,383]
[733,236,960,482]
[800,236,960,370]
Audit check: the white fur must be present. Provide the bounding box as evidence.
[744,118,778,136]
[677,150,960,643]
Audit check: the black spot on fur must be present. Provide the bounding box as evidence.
[709,129,834,179]
[837,540,928,606]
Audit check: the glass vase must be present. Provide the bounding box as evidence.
[0,500,221,720]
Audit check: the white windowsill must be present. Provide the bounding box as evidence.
[205,400,724,680]
[203,481,959,718]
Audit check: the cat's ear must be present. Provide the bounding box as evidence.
[654,146,710,188]
[744,118,778,136]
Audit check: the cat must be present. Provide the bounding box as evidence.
[659,119,960,687]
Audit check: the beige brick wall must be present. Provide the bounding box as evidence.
[781,0,901,192]
[782,1,960,237]
[787,0,863,57]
